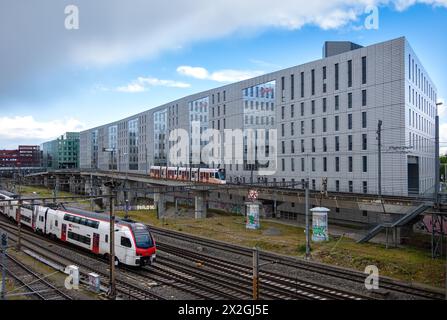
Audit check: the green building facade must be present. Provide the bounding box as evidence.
[42,132,80,169]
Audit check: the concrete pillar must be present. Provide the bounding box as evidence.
[194,191,208,219]
[55,176,61,194]
[154,189,166,219]
[69,176,76,194]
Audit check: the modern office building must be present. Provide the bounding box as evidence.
[80,37,438,197]
[42,132,80,169]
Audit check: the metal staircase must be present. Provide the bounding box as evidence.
[357,203,432,243]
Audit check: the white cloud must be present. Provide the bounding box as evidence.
[177,65,264,83]
[2,1,447,95]
[394,0,447,11]
[0,116,85,141]
[116,76,190,93]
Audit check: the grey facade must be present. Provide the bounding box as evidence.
[79,37,437,197]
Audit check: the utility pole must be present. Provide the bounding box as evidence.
[16,198,22,251]
[90,173,94,211]
[252,246,259,300]
[305,178,310,260]
[435,102,442,207]
[377,120,383,199]
[1,231,7,300]
[145,145,148,176]
[109,190,116,300]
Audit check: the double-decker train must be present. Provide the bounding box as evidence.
[0,190,156,267]
[149,166,226,184]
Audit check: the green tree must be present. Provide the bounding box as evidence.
[441,155,447,183]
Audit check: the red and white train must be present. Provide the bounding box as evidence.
[149,166,226,184]
[0,190,156,267]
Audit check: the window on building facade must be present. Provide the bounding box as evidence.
[335,63,339,90]
[362,89,367,106]
[362,56,367,84]
[335,115,339,131]
[362,156,368,172]
[335,95,339,110]
[348,156,353,172]
[300,72,304,98]
[335,157,340,172]
[335,136,339,151]
[348,114,353,130]
[290,74,294,100]
[348,60,352,87]
[348,135,352,151]
[349,181,353,192]
[311,69,315,95]
[363,181,368,194]
[362,134,367,150]
[362,112,367,128]
[323,98,327,112]
[348,92,352,109]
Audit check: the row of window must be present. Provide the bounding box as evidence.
[408,54,436,102]
[281,155,369,173]
[280,112,367,136]
[281,133,368,154]
[281,90,367,121]
[63,214,100,229]
[282,57,367,101]
[68,231,91,245]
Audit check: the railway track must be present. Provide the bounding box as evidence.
[0,252,73,300]
[0,220,166,300]
[150,225,445,300]
[156,242,368,300]
[0,219,255,300]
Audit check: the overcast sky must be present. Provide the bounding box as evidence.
[0,0,446,153]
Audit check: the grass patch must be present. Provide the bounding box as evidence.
[116,209,445,288]
[17,185,75,198]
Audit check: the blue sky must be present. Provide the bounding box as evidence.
[0,1,446,152]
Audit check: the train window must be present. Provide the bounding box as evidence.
[73,216,81,224]
[79,218,87,226]
[105,234,108,243]
[68,231,91,245]
[120,237,132,248]
[55,220,58,227]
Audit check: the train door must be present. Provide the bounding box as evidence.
[92,233,100,254]
[32,206,36,231]
[61,223,67,241]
